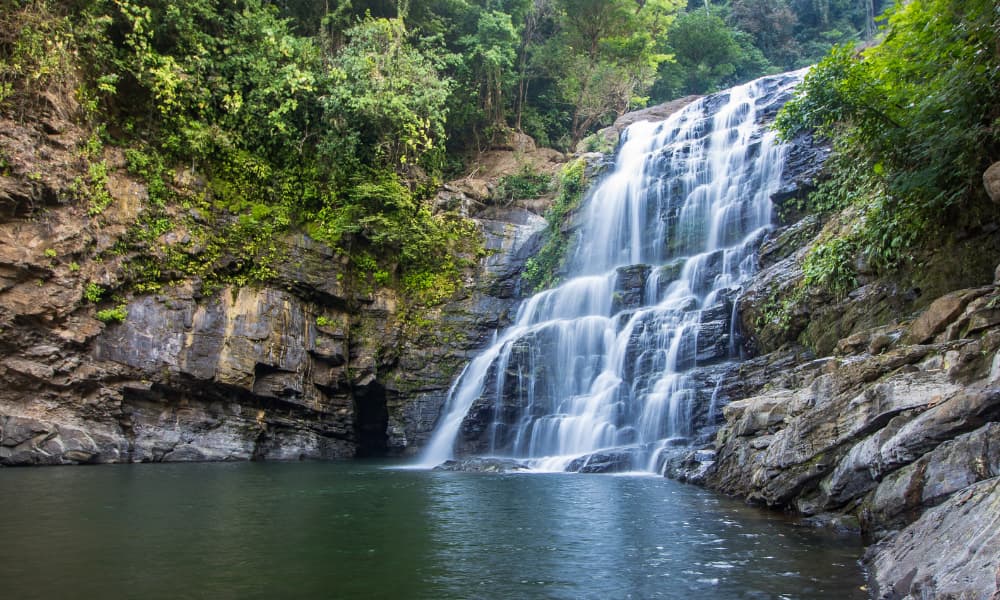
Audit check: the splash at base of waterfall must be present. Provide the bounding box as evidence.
[420,70,808,474]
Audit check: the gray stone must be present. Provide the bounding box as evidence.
[864,477,1000,600]
[707,341,982,508]
[567,449,637,473]
[863,423,1000,536]
[2,357,55,380]
[432,457,529,472]
[984,162,1000,203]
[612,264,651,312]
[662,448,717,484]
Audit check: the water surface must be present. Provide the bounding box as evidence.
[0,461,866,599]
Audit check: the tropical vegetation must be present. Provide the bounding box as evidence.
[0,0,902,305]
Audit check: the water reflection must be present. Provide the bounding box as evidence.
[422,471,864,599]
[0,463,864,599]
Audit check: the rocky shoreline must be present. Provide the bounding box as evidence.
[691,280,1000,598]
[660,174,1000,597]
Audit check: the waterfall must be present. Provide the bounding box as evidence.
[420,71,806,472]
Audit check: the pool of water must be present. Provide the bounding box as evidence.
[0,461,867,599]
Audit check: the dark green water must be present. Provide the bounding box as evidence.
[0,461,866,599]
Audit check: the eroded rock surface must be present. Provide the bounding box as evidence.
[0,107,550,464]
[700,281,1000,598]
[864,477,1000,600]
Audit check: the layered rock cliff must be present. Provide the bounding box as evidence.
[0,100,557,465]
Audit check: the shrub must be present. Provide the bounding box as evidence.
[96,305,127,323]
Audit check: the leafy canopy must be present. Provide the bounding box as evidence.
[777,0,999,269]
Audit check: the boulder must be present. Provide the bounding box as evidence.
[567,449,637,473]
[984,162,1000,203]
[904,287,992,345]
[863,477,1000,600]
[432,457,529,472]
[661,448,717,484]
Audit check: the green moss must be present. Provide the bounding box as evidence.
[83,282,103,303]
[84,160,113,216]
[96,305,127,323]
[521,157,588,292]
[580,131,616,154]
[802,236,857,299]
[754,288,798,340]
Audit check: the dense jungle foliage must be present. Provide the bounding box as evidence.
[0,0,896,305]
[777,0,1000,296]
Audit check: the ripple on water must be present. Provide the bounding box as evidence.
[0,461,866,600]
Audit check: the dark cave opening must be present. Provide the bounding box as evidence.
[352,380,388,457]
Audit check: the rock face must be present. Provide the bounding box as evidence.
[699,277,1000,597]
[0,205,545,464]
[864,477,1000,600]
[0,106,551,465]
[385,206,547,454]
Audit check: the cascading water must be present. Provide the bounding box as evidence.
[421,71,806,473]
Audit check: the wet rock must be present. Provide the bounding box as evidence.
[695,318,730,363]
[758,215,822,269]
[480,208,548,299]
[613,264,651,312]
[567,449,637,473]
[662,448,717,484]
[432,457,529,473]
[771,132,832,224]
[695,292,736,364]
[863,477,1000,600]
[861,423,1000,536]
[798,512,861,533]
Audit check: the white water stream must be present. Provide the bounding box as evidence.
[421,72,805,472]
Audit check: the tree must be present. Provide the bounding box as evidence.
[322,16,452,176]
[729,0,800,68]
[460,9,519,139]
[776,0,1000,268]
[548,0,681,145]
[652,10,772,99]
